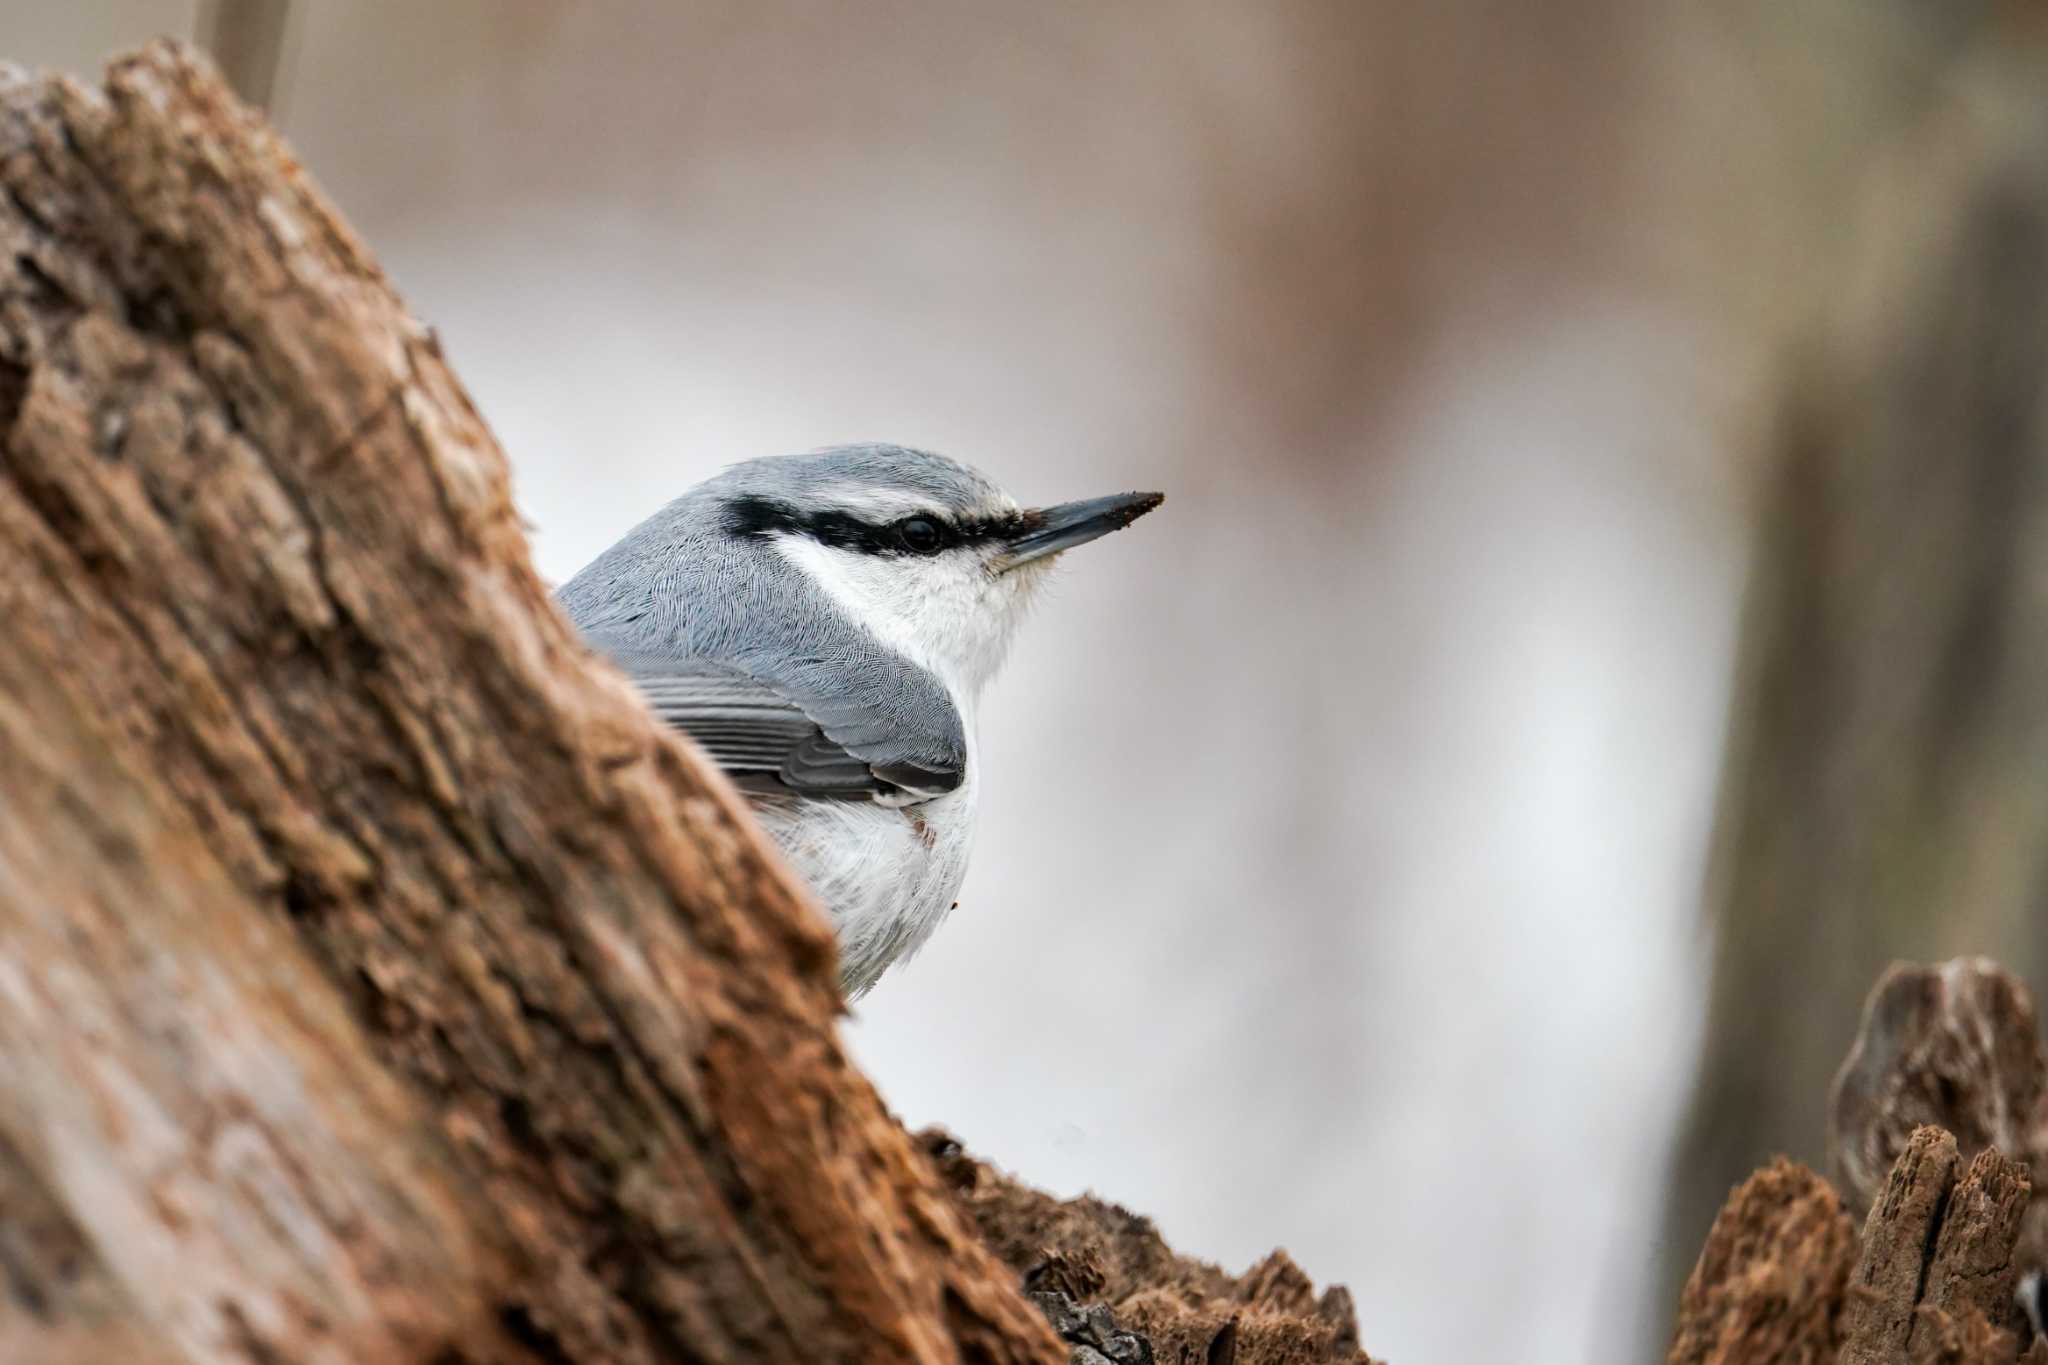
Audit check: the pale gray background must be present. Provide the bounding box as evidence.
[6,6,1768,1361]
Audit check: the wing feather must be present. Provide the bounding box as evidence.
[605,652,964,801]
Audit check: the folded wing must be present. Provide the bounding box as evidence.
[610,652,964,802]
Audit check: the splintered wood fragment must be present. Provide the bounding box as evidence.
[1840,1128,2034,1365]
[927,1131,1377,1363]
[1921,1149,2031,1335]
[1665,1158,1855,1365]
[1841,1128,1964,1363]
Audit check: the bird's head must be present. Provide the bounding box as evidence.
[711,444,1162,699]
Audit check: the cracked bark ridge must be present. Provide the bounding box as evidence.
[1665,1158,1856,1365]
[0,40,1063,1364]
[1922,1150,2031,1334]
[923,1131,1375,1365]
[1840,1128,2031,1365]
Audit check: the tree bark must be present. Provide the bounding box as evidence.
[1665,1157,1855,1365]
[924,1130,1372,1365]
[0,40,1061,1365]
[1667,1129,2034,1365]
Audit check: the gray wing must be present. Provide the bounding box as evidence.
[609,652,963,801]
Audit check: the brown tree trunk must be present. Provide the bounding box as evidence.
[0,40,1061,1365]
[1660,20,2048,1329]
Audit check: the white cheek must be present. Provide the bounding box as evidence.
[772,536,1026,698]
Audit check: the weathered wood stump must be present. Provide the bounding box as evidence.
[0,39,1061,1365]
[1672,958,2048,1365]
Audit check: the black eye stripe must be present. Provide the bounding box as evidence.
[724,496,1040,556]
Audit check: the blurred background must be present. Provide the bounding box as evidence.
[12,3,2048,1361]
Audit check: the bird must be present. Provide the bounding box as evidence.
[556,443,1163,998]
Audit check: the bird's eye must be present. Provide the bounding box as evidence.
[896,517,944,554]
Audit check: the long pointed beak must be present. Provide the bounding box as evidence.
[997,490,1165,572]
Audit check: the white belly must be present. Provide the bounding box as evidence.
[750,778,977,997]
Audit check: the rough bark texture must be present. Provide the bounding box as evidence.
[0,1131,177,1365]
[923,1132,1374,1365]
[1919,1149,2030,1342]
[1665,1158,1855,1365]
[0,41,1064,1365]
[1669,1130,2035,1365]
[1839,1130,2031,1364]
[1839,1128,1969,1362]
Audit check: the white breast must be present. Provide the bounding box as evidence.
[756,528,1023,994]
[750,770,978,997]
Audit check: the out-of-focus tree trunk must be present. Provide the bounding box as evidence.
[193,0,291,112]
[1659,12,2048,1333]
[0,41,1060,1365]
